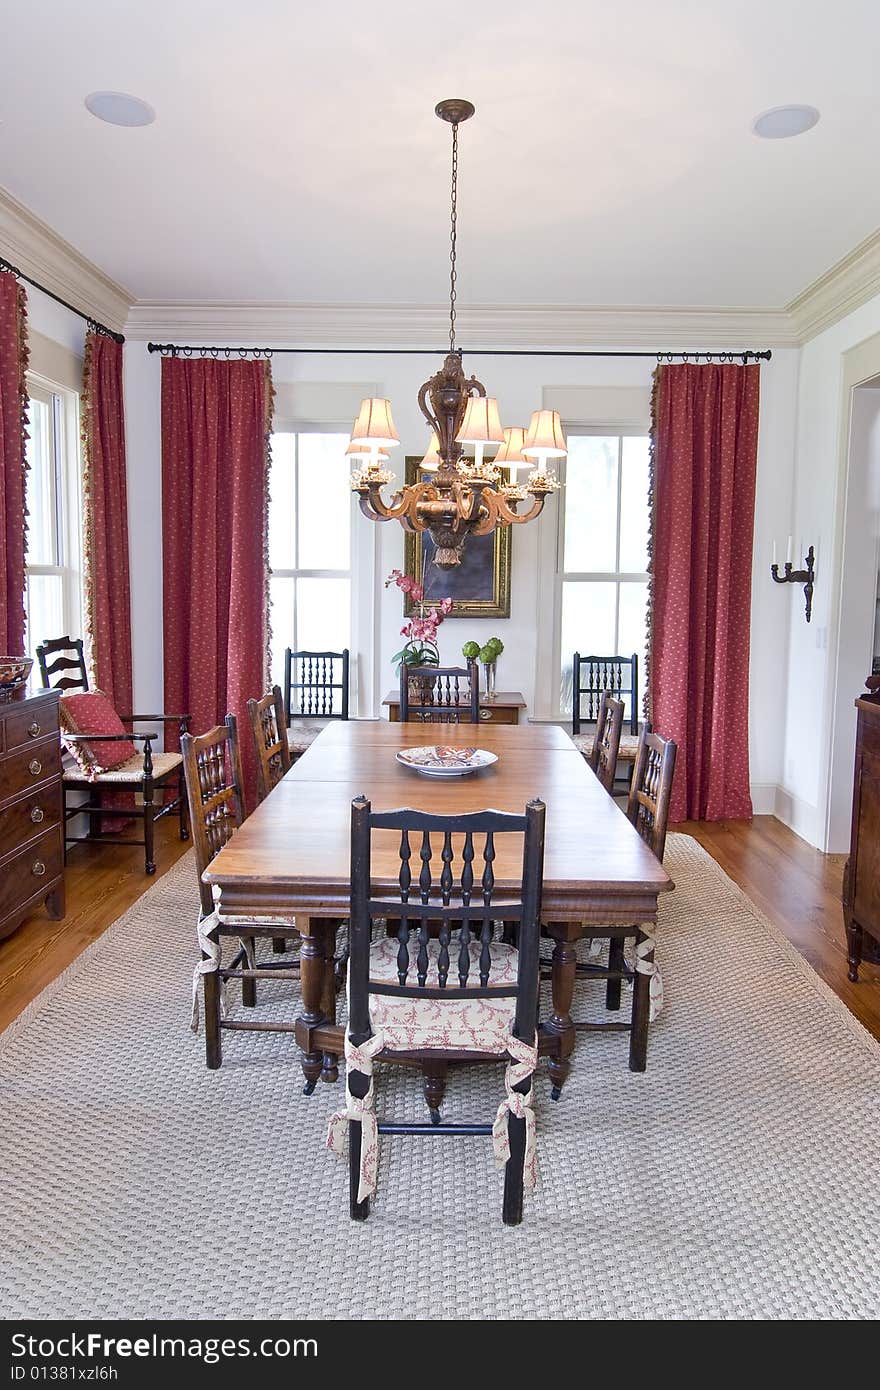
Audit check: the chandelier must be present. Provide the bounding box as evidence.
[348,99,563,569]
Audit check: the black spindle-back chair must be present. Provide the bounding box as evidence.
[346,796,546,1225]
[284,648,349,721]
[398,660,479,724]
[572,652,639,734]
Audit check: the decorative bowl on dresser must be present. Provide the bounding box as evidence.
[843,675,880,981]
[0,688,65,941]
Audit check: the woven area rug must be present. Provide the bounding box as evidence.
[2,832,879,1320]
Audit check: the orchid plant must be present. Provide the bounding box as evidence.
[386,568,454,670]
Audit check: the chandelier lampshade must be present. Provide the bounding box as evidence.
[493,426,530,470]
[419,430,441,472]
[345,438,390,463]
[350,397,400,448]
[348,101,561,568]
[456,396,505,447]
[523,409,568,462]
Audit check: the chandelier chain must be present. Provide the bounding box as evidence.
[449,119,459,355]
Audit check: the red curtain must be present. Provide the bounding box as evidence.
[0,270,29,654]
[82,332,133,711]
[161,358,271,807]
[650,363,760,822]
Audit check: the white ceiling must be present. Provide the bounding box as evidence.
[2,0,879,310]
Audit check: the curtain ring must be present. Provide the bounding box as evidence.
[209,346,218,359]
[224,347,231,359]
[238,347,248,358]
[183,346,192,357]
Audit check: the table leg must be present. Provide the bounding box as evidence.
[540,922,580,1101]
[320,920,340,1084]
[296,917,327,1095]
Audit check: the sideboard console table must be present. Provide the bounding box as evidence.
[0,688,65,941]
[843,677,880,981]
[383,690,526,726]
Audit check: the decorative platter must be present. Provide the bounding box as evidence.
[395,745,498,778]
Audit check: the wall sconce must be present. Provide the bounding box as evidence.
[771,537,815,622]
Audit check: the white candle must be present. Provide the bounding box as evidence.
[772,539,777,566]
[786,535,793,565]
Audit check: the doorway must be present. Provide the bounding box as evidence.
[826,373,880,850]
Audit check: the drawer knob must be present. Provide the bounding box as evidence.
[32,860,46,878]
[31,806,44,824]
[28,721,41,738]
[28,759,42,777]
[479,709,492,721]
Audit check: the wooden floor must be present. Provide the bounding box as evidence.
[1,812,879,1040]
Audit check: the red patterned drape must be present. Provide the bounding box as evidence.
[161,358,272,807]
[649,363,760,822]
[0,270,29,654]
[82,332,133,711]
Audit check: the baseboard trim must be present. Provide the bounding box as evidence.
[772,786,822,848]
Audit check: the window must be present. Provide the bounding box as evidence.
[268,431,352,690]
[24,378,83,663]
[557,432,650,717]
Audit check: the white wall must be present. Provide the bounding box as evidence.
[122,341,799,805]
[779,293,880,848]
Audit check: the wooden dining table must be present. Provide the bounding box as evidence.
[204,720,673,1095]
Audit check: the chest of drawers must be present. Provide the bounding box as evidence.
[0,689,65,941]
[843,687,880,981]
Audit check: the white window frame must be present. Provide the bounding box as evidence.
[24,372,83,658]
[268,423,376,718]
[533,423,650,722]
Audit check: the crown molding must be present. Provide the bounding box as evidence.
[124,299,798,350]
[787,227,880,342]
[0,186,132,334]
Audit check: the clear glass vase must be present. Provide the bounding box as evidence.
[483,661,497,701]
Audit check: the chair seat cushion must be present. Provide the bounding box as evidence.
[571,731,641,761]
[367,935,518,1053]
[286,718,330,754]
[59,691,137,779]
[63,751,183,784]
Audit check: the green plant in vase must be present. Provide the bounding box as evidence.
[463,636,504,701]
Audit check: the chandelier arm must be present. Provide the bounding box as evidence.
[469,488,501,536]
[358,480,439,525]
[496,492,547,526]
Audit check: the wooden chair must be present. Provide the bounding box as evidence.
[571,652,641,787]
[36,634,189,875]
[398,660,479,724]
[183,716,304,1069]
[247,685,292,803]
[542,724,677,1088]
[246,686,294,957]
[284,648,349,761]
[589,692,625,794]
[333,796,546,1225]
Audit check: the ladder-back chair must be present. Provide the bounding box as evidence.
[36,634,189,874]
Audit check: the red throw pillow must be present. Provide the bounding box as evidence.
[59,691,137,780]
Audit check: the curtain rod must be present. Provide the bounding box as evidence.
[0,255,125,344]
[146,343,772,363]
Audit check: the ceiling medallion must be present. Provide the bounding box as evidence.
[348,100,563,569]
